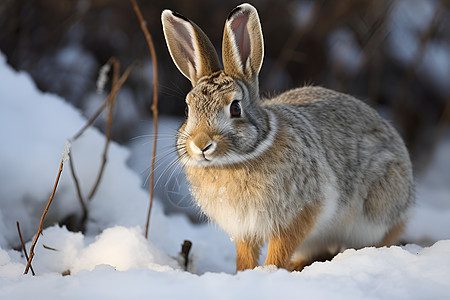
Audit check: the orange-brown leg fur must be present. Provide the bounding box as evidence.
[264,204,320,269]
[288,251,338,272]
[288,220,407,272]
[379,220,406,247]
[235,239,261,271]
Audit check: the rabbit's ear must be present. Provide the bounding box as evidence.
[162,10,220,86]
[222,3,264,83]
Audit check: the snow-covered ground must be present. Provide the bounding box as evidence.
[1,52,449,299]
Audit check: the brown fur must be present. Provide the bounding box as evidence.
[288,251,338,272]
[380,220,406,247]
[364,162,411,224]
[270,85,347,105]
[234,202,320,271]
[191,132,212,151]
[264,203,320,269]
[185,125,294,211]
[235,239,262,271]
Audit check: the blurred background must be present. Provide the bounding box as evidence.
[1,0,449,220]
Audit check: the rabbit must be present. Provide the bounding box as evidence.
[161,3,414,272]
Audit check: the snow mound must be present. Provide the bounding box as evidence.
[0,51,162,247]
[1,241,449,299]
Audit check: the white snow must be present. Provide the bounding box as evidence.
[0,51,450,299]
[62,140,71,163]
[96,62,111,94]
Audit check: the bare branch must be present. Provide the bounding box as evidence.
[24,152,66,274]
[42,245,58,251]
[181,240,193,271]
[130,0,159,239]
[71,59,135,141]
[88,58,121,200]
[17,221,35,276]
[68,151,87,224]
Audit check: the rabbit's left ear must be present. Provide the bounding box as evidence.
[222,3,264,84]
[162,10,220,86]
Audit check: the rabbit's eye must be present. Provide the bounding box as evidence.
[230,100,241,118]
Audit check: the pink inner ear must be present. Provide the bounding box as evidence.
[230,14,250,66]
[170,16,197,70]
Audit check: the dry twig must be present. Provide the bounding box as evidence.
[71,61,135,141]
[23,56,133,273]
[68,151,87,223]
[24,141,70,274]
[181,240,192,271]
[17,221,35,275]
[66,57,134,233]
[88,58,120,200]
[131,0,159,239]
[42,245,58,251]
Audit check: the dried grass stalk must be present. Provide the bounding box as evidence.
[17,221,35,276]
[131,0,159,239]
[88,58,120,200]
[24,141,71,274]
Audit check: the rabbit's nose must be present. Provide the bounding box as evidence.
[190,132,216,156]
[202,141,217,155]
[202,143,213,152]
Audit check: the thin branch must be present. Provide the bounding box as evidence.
[71,60,135,141]
[88,58,120,200]
[68,151,87,223]
[42,245,58,251]
[24,141,70,274]
[181,240,192,271]
[17,221,35,276]
[131,0,159,239]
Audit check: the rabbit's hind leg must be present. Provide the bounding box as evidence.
[379,219,406,247]
[287,250,338,272]
[363,161,413,245]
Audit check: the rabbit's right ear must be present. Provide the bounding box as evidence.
[162,10,221,86]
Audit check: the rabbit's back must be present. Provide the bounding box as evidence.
[266,86,414,235]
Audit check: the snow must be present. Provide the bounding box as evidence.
[1,51,450,298]
[96,62,111,94]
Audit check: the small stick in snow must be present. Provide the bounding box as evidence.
[16,221,35,276]
[42,245,58,251]
[88,58,120,200]
[130,0,159,239]
[181,240,193,271]
[71,60,135,141]
[68,151,87,224]
[24,141,71,275]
